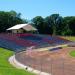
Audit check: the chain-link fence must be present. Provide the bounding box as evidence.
[15,51,75,75]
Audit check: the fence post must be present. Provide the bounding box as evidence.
[62,57,65,75]
[40,57,42,73]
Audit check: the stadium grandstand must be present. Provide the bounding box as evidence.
[0,24,71,52]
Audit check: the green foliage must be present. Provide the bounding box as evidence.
[0,10,27,33]
[32,16,45,34]
[45,14,63,35]
[60,16,75,35]
[32,14,75,36]
[0,48,35,75]
[32,14,64,35]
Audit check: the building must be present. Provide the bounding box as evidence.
[7,24,37,33]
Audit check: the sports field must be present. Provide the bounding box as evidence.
[0,48,35,75]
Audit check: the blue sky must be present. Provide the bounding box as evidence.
[0,0,75,19]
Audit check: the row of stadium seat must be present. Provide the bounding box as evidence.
[0,38,24,52]
[19,34,69,46]
[0,34,37,47]
[0,34,38,51]
[0,33,70,51]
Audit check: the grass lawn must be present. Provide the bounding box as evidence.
[0,48,36,75]
[69,50,75,57]
[63,36,75,41]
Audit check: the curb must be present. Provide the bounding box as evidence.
[9,55,51,75]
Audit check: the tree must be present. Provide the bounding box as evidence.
[32,16,45,34]
[68,17,75,35]
[0,10,26,33]
[62,23,72,36]
[44,16,53,34]
[45,14,63,35]
[63,17,74,35]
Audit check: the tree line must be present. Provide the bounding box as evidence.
[32,14,75,36]
[0,10,75,36]
[0,10,27,33]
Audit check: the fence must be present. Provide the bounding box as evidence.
[15,51,75,75]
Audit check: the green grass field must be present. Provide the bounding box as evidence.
[0,48,35,75]
[63,36,75,41]
[69,50,75,57]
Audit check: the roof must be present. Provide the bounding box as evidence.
[7,24,37,31]
[23,24,37,31]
